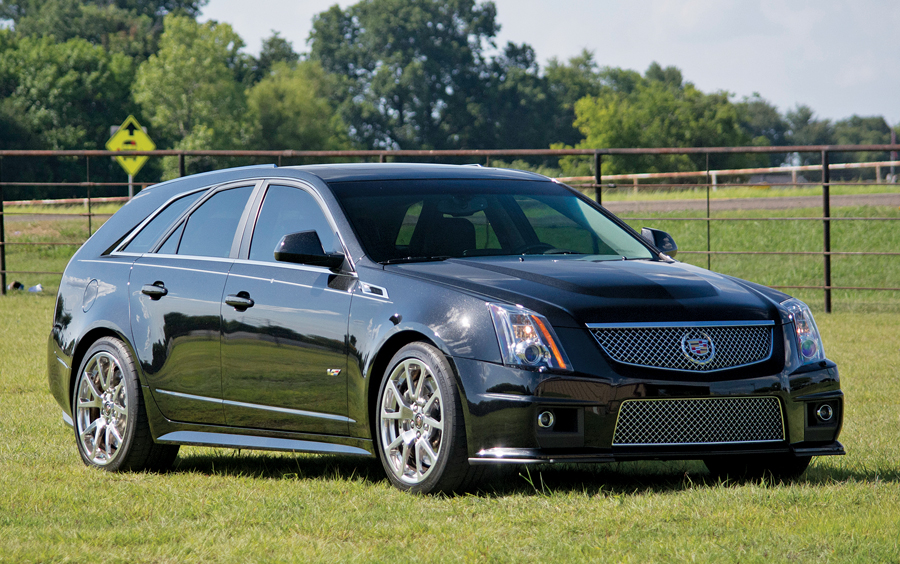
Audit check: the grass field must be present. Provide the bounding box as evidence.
[1,291,899,562]
[598,182,900,202]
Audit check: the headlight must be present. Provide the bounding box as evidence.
[488,303,571,371]
[781,298,826,365]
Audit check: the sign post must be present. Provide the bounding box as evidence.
[107,115,155,198]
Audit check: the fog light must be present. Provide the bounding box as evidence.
[537,410,555,428]
[816,404,834,422]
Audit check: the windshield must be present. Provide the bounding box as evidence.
[330,179,654,263]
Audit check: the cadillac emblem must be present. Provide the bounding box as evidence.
[681,331,715,365]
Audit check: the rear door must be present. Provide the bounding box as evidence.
[220,182,354,435]
[129,182,258,425]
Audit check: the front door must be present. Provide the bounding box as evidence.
[220,184,353,435]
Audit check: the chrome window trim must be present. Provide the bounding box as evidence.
[111,186,211,254]
[231,257,358,278]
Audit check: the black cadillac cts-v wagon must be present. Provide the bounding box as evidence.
[48,163,844,493]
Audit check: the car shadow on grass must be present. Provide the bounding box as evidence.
[165,450,900,496]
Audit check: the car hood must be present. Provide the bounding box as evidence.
[389,256,784,328]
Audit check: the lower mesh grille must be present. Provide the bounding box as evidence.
[613,397,784,446]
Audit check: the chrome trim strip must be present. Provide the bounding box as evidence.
[55,353,70,370]
[61,411,74,427]
[155,431,370,456]
[222,399,354,423]
[586,320,775,329]
[155,389,221,403]
[468,458,546,465]
[614,439,785,447]
[154,389,354,423]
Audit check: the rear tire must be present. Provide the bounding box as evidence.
[704,453,811,481]
[374,342,480,494]
[73,337,178,472]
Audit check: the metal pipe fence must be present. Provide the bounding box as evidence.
[1,145,899,311]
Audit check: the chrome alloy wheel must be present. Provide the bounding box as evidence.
[379,358,445,485]
[75,351,129,466]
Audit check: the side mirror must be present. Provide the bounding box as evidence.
[274,230,345,269]
[640,227,678,258]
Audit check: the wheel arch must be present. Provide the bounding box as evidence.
[68,327,138,412]
[366,330,450,442]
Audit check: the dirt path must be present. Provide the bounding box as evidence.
[602,192,900,214]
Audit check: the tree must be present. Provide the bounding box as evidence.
[784,105,833,165]
[544,50,604,147]
[133,14,247,177]
[573,63,753,175]
[245,31,300,85]
[245,61,349,152]
[0,35,134,150]
[832,115,892,178]
[0,31,136,192]
[734,93,789,166]
[0,0,207,23]
[4,0,208,60]
[309,0,499,149]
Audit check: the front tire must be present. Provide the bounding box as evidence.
[375,343,477,494]
[73,337,178,472]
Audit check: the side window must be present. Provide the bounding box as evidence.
[249,185,336,263]
[122,190,205,253]
[176,186,254,258]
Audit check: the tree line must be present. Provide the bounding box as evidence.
[0,0,896,198]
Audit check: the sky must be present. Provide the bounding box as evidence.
[200,0,900,126]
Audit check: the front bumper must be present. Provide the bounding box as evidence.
[453,357,844,464]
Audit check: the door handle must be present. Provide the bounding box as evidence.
[141,282,168,300]
[225,292,254,310]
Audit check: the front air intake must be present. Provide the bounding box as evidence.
[612,397,785,446]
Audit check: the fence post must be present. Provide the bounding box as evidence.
[179,153,186,177]
[593,151,602,204]
[822,150,832,313]
[706,153,711,270]
[0,156,5,295]
[86,157,92,239]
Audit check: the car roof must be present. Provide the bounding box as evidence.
[291,162,549,183]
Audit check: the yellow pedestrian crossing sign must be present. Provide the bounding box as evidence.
[107,115,155,177]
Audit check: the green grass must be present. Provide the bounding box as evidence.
[592,182,900,202]
[1,293,899,562]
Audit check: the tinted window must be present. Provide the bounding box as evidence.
[249,185,336,263]
[332,179,652,262]
[122,190,205,253]
[177,186,253,258]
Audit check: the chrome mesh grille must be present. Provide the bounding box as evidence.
[590,324,772,372]
[613,397,784,446]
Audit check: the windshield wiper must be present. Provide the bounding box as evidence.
[381,255,452,265]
